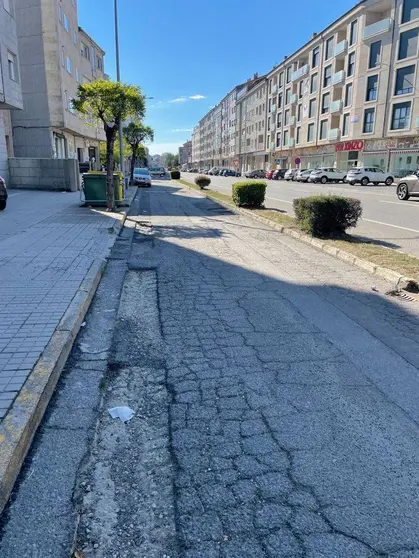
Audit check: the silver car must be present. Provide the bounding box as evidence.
[396,171,419,200]
[296,169,311,183]
[284,168,299,181]
[133,167,152,187]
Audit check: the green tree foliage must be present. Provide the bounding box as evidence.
[123,122,154,185]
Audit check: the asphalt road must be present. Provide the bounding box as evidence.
[185,173,419,258]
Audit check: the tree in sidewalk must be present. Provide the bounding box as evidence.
[123,122,154,185]
[73,79,145,211]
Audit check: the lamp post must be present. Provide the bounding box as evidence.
[114,0,125,184]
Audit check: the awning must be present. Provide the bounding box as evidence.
[390,148,419,154]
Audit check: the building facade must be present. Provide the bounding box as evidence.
[191,0,419,176]
[0,0,23,181]
[12,0,105,166]
[179,140,192,166]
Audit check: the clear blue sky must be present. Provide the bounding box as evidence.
[79,0,357,155]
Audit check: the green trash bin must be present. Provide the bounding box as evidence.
[82,172,124,207]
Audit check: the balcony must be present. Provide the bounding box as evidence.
[332,70,345,86]
[328,128,341,141]
[289,116,297,126]
[363,17,393,40]
[291,64,309,82]
[330,99,343,114]
[334,39,348,58]
[271,104,277,113]
[288,137,295,148]
[290,94,298,105]
[272,84,278,95]
[269,142,275,150]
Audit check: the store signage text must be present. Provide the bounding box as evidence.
[335,140,364,153]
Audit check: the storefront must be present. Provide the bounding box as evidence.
[297,145,336,170]
[335,140,365,170]
[363,137,419,175]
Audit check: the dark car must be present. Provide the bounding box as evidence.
[245,169,266,178]
[272,169,286,180]
[0,175,8,210]
[224,169,241,177]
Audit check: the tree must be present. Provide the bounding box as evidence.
[73,79,145,211]
[162,152,179,169]
[99,137,130,168]
[123,122,154,185]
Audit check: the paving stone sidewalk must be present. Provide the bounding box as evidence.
[131,183,419,557]
[0,189,133,419]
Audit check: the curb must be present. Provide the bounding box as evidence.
[178,181,418,292]
[0,189,137,514]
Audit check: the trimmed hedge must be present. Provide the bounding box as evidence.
[170,170,181,179]
[232,181,267,207]
[293,195,362,237]
[195,175,211,189]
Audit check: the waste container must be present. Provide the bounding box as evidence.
[82,172,124,207]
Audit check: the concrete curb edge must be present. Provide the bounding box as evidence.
[178,181,418,292]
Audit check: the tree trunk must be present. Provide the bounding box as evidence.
[130,143,138,186]
[105,126,117,211]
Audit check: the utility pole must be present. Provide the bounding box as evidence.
[114,0,125,186]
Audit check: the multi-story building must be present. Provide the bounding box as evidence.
[0,0,23,181]
[192,0,419,175]
[179,140,192,166]
[12,0,105,166]
[191,126,201,167]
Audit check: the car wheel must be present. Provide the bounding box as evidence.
[361,177,369,186]
[385,176,394,186]
[348,181,355,186]
[342,176,347,183]
[397,183,410,200]
[0,200,6,211]
[321,176,328,184]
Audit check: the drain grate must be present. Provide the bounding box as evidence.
[387,290,419,304]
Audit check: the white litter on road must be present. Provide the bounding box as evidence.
[108,406,135,423]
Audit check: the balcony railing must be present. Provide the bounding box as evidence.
[363,17,392,40]
[332,70,345,86]
[330,99,343,113]
[272,84,278,95]
[289,116,297,126]
[291,64,309,82]
[271,104,277,113]
[334,39,348,58]
[328,128,341,140]
[290,94,298,105]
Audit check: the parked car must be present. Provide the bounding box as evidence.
[208,167,219,175]
[245,169,266,178]
[0,175,7,210]
[396,171,419,200]
[296,169,312,183]
[284,168,299,181]
[149,166,166,179]
[219,168,229,176]
[272,169,287,180]
[266,170,276,179]
[224,169,241,177]
[346,167,394,186]
[133,167,152,187]
[309,167,347,184]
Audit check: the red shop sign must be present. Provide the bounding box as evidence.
[335,140,365,152]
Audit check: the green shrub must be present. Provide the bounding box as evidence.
[232,181,267,207]
[195,175,211,189]
[170,170,180,179]
[293,195,362,237]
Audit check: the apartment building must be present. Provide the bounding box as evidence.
[179,140,192,165]
[0,0,23,181]
[192,0,419,175]
[12,0,105,166]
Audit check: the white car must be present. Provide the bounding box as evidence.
[296,169,312,183]
[284,168,299,181]
[346,167,394,186]
[396,171,419,200]
[133,167,152,187]
[309,167,347,184]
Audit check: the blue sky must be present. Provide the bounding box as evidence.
[79,0,357,155]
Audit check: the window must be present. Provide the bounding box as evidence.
[278,93,283,108]
[309,98,316,118]
[391,101,411,129]
[66,56,72,74]
[347,52,355,76]
[319,120,328,139]
[283,130,289,146]
[399,29,418,59]
[73,29,78,44]
[76,68,80,83]
[279,72,284,88]
[63,12,69,31]
[310,73,318,93]
[284,109,290,125]
[299,80,303,99]
[363,108,375,133]
[321,93,330,114]
[286,66,291,83]
[307,123,314,141]
[342,113,350,136]
[276,132,281,147]
[325,37,334,60]
[345,83,353,106]
[350,20,358,46]
[3,0,14,16]
[297,104,302,122]
[96,56,102,70]
[402,0,419,23]
[81,42,90,59]
[395,65,415,95]
[7,50,18,82]
[324,65,332,87]
[269,80,272,94]
[285,88,291,104]
[60,46,65,67]
[296,127,301,144]
[369,41,381,69]
[277,112,282,127]
[366,75,378,101]
[312,46,320,67]
[58,2,62,22]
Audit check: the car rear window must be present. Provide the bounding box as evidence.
[135,168,150,175]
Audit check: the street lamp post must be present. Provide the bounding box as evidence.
[114,0,125,183]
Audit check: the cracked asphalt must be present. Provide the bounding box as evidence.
[134,182,419,557]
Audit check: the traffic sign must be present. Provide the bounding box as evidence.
[295,157,301,165]
[233,158,240,166]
